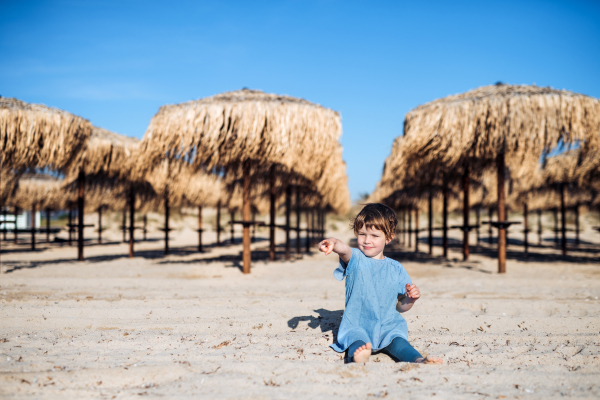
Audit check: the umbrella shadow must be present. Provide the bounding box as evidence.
[287,308,343,342]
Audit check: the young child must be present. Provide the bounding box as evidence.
[319,203,442,364]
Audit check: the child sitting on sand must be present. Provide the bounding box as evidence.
[319,203,442,364]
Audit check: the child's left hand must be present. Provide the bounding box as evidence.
[406,283,420,302]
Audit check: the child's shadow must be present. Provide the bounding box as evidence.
[287,308,343,342]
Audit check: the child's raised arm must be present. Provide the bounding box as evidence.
[319,238,352,264]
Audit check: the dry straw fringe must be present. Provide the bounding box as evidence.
[0,97,92,172]
[139,89,350,214]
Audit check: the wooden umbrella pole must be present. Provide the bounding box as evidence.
[2,207,6,241]
[310,210,315,246]
[98,207,102,244]
[296,188,301,257]
[77,170,85,261]
[269,166,276,261]
[574,204,580,246]
[242,162,252,274]
[305,210,310,253]
[463,163,470,261]
[443,184,448,258]
[488,208,493,245]
[523,203,529,254]
[402,211,407,246]
[322,210,327,238]
[560,184,567,256]
[31,204,36,251]
[122,208,126,243]
[408,207,412,248]
[285,186,291,260]
[476,207,480,246]
[198,206,203,252]
[251,211,256,242]
[428,191,433,255]
[164,189,170,256]
[46,208,51,243]
[68,207,72,246]
[129,187,135,258]
[414,207,419,253]
[230,210,235,244]
[216,201,221,246]
[143,215,147,241]
[553,208,558,247]
[537,210,542,245]
[497,153,506,274]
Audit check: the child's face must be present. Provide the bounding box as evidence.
[357,225,392,259]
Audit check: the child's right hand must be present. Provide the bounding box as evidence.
[319,239,335,255]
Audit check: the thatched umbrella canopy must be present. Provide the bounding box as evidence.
[396,84,600,272]
[140,89,348,272]
[62,126,149,259]
[6,173,64,250]
[0,97,92,172]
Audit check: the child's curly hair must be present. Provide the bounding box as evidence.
[350,203,398,240]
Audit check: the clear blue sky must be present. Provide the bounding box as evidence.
[2,0,599,201]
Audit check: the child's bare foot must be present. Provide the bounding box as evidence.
[353,343,372,363]
[415,356,443,364]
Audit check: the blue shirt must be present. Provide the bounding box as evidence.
[330,248,412,352]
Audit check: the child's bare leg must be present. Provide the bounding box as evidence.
[415,356,443,364]
[353,342,372,363]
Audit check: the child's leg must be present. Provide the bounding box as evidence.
[347,340,372,363]
[382,337,422,362]
[383,337,443,364]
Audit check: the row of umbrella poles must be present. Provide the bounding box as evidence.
[370,83,600,273]
[390,198,597,258]
[2,166,326,260]
[1,90,351,273]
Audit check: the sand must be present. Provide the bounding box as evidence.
[1,211,599,399]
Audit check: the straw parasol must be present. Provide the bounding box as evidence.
[63,126,147,259]
[395,83,600,272]
[140,88,348,273]
[5,173,65,250]
[0,97,92,172]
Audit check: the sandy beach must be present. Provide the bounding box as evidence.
[1,211,599,399]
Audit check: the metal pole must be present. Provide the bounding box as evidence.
[242,163,251,274]
[77,170,85,261]
[285,186,291,260]
[129,188,135,258]
[463,163,470,261]
[269,166,276,261]
[497,154,506,274]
